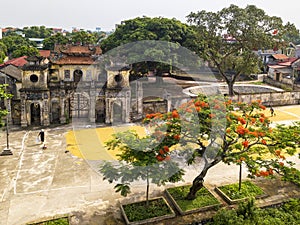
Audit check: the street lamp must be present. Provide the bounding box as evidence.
[0,74,12,156]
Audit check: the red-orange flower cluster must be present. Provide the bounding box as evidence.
[238,117,246,125]
[236,125,249,135]
[156,146,171,162]
[172,110,179,119]
[173,134,180,140]
[259,105,266,110]
[242,140,249,147]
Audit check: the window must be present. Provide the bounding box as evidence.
[30,74,38,83]
[114,74,123,83]
[64,70,70,79]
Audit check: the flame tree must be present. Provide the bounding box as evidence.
[143,95,300,200]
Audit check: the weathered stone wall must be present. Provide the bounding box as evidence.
[232,91,300,106]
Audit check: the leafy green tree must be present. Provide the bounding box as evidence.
[1,35,34,57]
[0,42,8,63]
[187,4,298,96]
[43,33,70,50]
[22,26,53,38]
[11,46,39,58]
[101,17,197,52]
[100,17,199,76]
[143,95,300,200]
[100,130,184,206]
[70,30,97,45]
[282,22,300,45]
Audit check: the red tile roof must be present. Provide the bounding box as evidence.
[55,45,102,55]
[271,54,289,60]
[0,56,27,67]
[54,56,95,65]
[268,65,287,69]
[39,50,51,58]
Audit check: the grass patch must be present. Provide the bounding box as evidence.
[122,198,172,222]
[167,185,220,212]
[218,181,264,200]
[28,217,69,225]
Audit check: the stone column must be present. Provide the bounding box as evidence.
[43,99,50,126]
[42,91,50,126]
[60,90,66,124]
[105,98,111,124]
[20,93,27,127]
[125,90,131,123]
[89,84,96,123]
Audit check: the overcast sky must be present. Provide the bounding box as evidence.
[1,0,299,31]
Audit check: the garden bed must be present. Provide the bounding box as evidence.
[27,216,69,225]
[165,185,221,215]
[120,197,175,225]
[215,180,268,205]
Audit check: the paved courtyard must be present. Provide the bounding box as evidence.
[1,105,300,225]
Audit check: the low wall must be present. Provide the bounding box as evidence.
[233,91,300,106]
[263,76,300,91]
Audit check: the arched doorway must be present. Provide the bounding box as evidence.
[31,103,41,125]
[113,102,122,123]
[95,98,106,123]
[51,102,61,124]
[74,69,83,83]
[69,93,89,119]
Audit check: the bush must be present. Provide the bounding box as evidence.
[218,181,264,200]
[122,198,172,222]
[167,185,220,212]
[209,199,300,225]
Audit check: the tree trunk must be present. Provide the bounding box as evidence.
[186,174,205,200]
[239,163,242,191]
[146,171,149,207]
[186,157,222,200]
[227,81,235,96]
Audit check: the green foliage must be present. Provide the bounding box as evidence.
[70,31,97,45]
[218,181,264,200]
[144,94,300,199]
[1,35,34,57]
[188,4,297,95]
[28,217,69,225]
[43,33,69,50]
[210,199,300,225]
[11,45,39,58]
[123,198,172,222]
[0,84,12,127]
[280,166,300,186]
[0,42,8,63]
[167,185,219,212]
[100,130,184,202]
[101,17,198,53]
[22,26,53,38]
[100,17,199,77]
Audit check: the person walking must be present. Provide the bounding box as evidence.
[38,129,47,149]
[270,106,275,117]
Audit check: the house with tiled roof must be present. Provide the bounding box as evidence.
[267,53,300,85]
